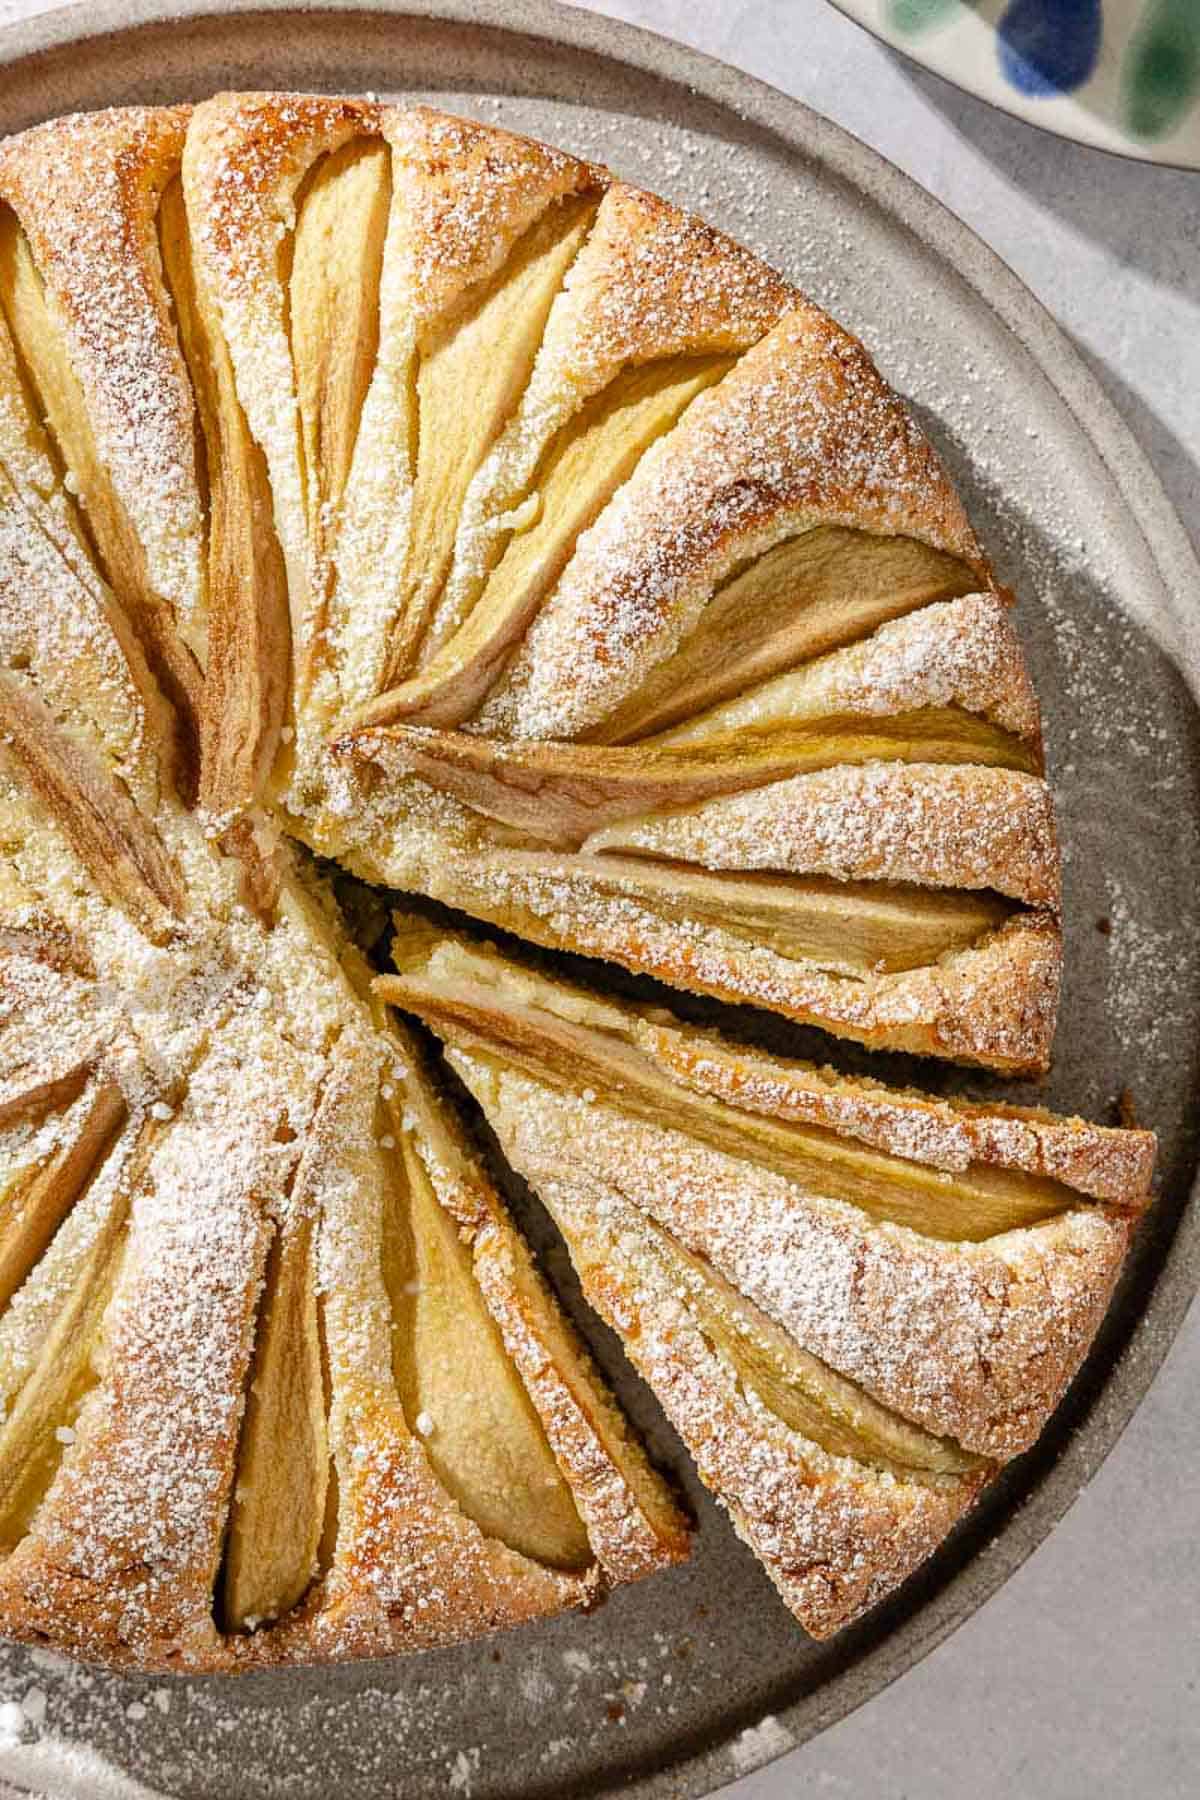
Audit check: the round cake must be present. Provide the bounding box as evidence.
[0,94,1153,1672]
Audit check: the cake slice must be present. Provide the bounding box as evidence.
[379,923,1154,1636]
[341,589,1060,1072]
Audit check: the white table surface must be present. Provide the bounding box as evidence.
[0,3,1196,1797]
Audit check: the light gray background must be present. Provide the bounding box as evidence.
[0,3,1193,1796]
[562,5,1199,1799]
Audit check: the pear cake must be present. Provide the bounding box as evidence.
[0,92,1154,1668]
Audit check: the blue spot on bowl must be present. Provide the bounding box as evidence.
[997,0,1103,96]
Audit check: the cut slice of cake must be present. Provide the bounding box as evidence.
[379,922,1154,1637]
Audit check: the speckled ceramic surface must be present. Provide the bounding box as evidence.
[0,4,1196,1797]
[833,0,1200,167]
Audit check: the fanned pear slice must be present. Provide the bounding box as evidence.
[289,763,1059,1069]
[356,353,735,729]
[0,1181,129,1552]
[0,110,205,772]
[0,1078,126,1313]
[182,93,381,660]
[378,926,1108,1242]
[589,528,983,744]
[381,1124,591,1571]
[0,463,178,816]
[322,105,603,722]
[0,267,66,516]
[639,1023,1156,1203]
[0,672,185,941]
[220,1199,328,1632]
[496,859,1012,975]
[582,760,1061,908]
[343,705,1035,846]
[291,139,393,559]
[490,297,988,743]
[365,996,689,1586]
[648,590,1043,755]
[651,1225,982,1476]
[159,174,291,828]
[256,1025,601,1665]
[379,194,599,688]
[0,1098,158,1435]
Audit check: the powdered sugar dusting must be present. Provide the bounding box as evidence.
[0,70,1194,1800]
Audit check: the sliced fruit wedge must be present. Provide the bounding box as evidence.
[356,353,734,729]
[0,671,185,941]
[643,1224,983,1478]
[342,705,1035,846]
[0,198,201,773]
[589,527,980,744]
[291,139,393,564]
[378,194,599,688]
[380,1121,592,1572]
[220,1199,328,1631]
[0,1078,126,1315]
[378,925,1100,1242]
[159,173,291,823]
[0,1190,128,1551]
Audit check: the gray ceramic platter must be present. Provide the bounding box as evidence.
[0,4,1197,1797]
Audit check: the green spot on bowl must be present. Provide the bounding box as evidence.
[886,0,962,37]
[1123,0,1200,141]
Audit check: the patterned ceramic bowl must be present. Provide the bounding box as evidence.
[832,1,1200,167]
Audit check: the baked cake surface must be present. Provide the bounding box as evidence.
[0,94,1151,1668]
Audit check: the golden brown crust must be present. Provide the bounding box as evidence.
[524,181,796,399]
[386,104,606,331]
